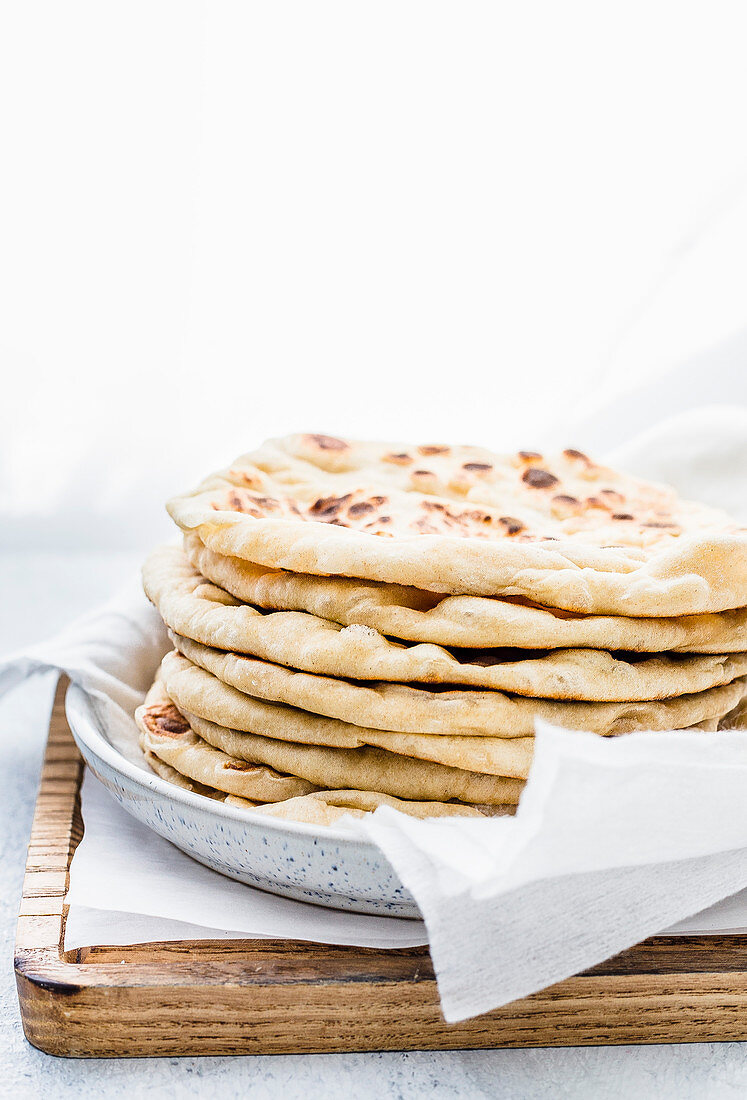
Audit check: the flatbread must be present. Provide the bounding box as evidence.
[167,434,747,615]
[245,789,488,824]
[160,650,535,777]
[136,683,317,801]
[144,547,747,701]
[172,632,746,737]
[178,704,525,805]
[718,695,747,730]
[186,532,747,654]
[140,741,258,807]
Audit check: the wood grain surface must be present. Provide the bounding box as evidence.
[14,677,747,1057]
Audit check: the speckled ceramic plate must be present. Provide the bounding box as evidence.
[65,684,420,917]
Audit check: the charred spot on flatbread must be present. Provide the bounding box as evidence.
[142,703,190,739]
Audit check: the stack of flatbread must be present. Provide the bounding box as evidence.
[138,433,747,826]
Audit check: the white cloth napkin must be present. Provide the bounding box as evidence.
[0,578,169,769]
[358,724,747,1020]
[2,405,747,1023]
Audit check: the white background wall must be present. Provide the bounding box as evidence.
[2,1,747,552]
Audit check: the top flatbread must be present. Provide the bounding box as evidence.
[167,434,747,615]
[185,534,747,653]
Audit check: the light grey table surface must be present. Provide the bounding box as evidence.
[1,551,745,1099]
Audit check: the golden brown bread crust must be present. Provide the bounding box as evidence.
[167,435,747,615]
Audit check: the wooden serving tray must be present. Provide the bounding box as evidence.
[15,677,747,1057]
